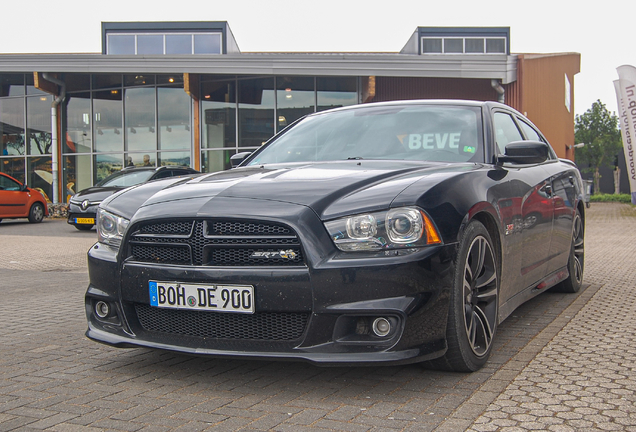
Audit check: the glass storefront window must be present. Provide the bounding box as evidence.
[1,97,25,156]
[159,151,190,167]
[317,77,358,111]
[201,149,235,173]
[158,87,191,150]
[202,80,236,149]
[0,74,25,96]
[276,76,314,130]
[64,93,92,153]
[94,154,123,183]
[125,87,156,152]
[93,90,123,152]
[64,74,90,92]
[157,75,183,85]
[92,74,122,90]
[239,78,274,147]
[27,95,52,155]
[28,156,52,202]
[0,157,25,183]
[166,35,192,54]
[124,152,155,167]
[124,74,155,86]
[64,154,91,202]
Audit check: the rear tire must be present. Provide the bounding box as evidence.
[428,220,499,372]
[555,209,584,293]
[28,203,45,223]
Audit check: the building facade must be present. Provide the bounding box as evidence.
[0,23,580,203]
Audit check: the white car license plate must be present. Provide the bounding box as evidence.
[149,281,254,314]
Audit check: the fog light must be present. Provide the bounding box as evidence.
[95,301,110,318]
[372,317,391,337]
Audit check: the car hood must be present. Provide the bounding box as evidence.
[72,186,123,203]
[105,161,479,221]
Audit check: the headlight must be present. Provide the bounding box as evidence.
[324,207,441,252]
[97,208,130,248]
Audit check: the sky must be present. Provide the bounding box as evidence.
[1,0,633,117]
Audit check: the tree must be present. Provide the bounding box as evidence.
[574,100,622,194]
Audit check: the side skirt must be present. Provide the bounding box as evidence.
[498,266,569,324]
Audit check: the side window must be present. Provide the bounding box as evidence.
[0,175,21,191]
[153,170,174,179]
[493,112,523,155]
[518,119,557,160]
[172,170,192,176]
[518,119,543,142]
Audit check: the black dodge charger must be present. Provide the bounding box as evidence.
[85,100,585,372]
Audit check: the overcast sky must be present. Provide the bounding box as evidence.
[1,0,633,117]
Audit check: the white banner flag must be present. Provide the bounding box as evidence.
[615,65,636,204]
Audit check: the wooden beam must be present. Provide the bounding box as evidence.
[184,73,201,171]
[33,72,59,95]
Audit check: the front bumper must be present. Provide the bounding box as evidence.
[67,202,98,226]
[85,239,456,366]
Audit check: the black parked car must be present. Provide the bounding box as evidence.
[68,166,199,230]
[85,100,585,372]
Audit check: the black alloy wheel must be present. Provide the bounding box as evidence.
[28,202,45,223]
[429,220,499,372]
[556,209,584,293]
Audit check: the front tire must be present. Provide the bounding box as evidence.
[431,220,499,372]
[28,203,45,223]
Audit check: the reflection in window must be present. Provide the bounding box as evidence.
[159,151,190,167]
[317,77,357,112]
[94,154,123,183]
[0,74,25,97]
[202,80,236,150]
[93,90,123,152]
[276,77,314,129]
[64,93,92,153]
[0,157,25,183]
[28,156,52,201]
[1,98,25,156]
[239,78,275,147]
[125,88,156,152]
[201,149,235,173]
[493,112,523,154]
[27,95,52,155]
[158,87,191,150]
[64,154,91,202]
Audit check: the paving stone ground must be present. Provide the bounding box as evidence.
[0,203,633,431]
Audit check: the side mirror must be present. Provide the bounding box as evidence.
[230,152,252,168]
[497,140,549,165]
[20,183,29,192]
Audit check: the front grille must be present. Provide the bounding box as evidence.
[135,304,309,341]
[127,219,305,267]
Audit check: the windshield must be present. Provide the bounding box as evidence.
[96,170,155,187]
[247,104,483,165]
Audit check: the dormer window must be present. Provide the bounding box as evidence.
[106,32,222,55]
[421,36,506,54]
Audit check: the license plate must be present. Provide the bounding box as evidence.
[149,281,254,314]
[75,217,95,224]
